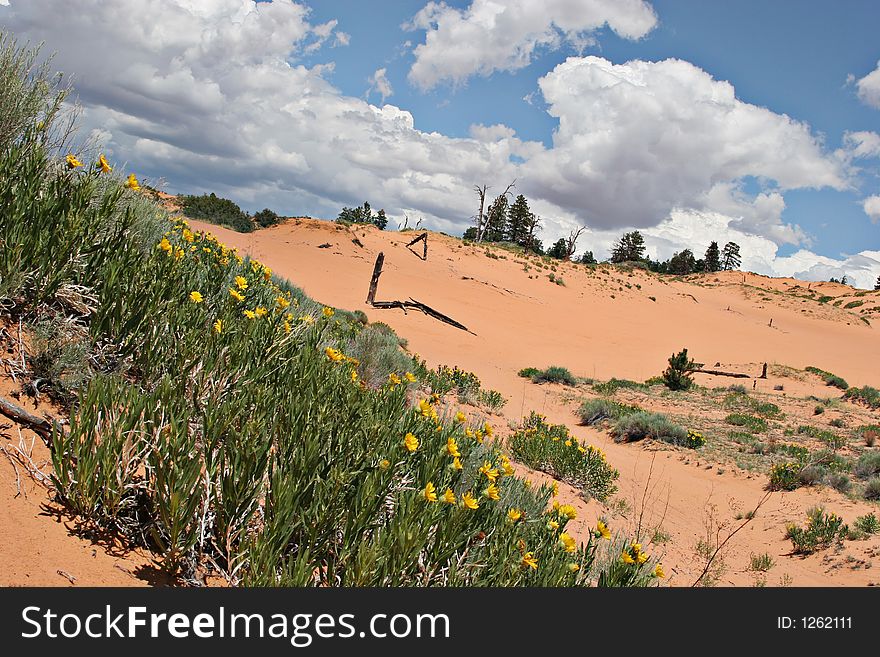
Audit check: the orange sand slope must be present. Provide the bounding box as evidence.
[188,217,880,587]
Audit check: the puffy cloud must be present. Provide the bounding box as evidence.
[864,195,880,223]
[773,249,880,290]
[841,131,880,159]
[521,56,848,242]
[856,60,880,109]
[404,0,657,90]
[367,67,393,102]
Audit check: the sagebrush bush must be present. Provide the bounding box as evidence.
[805,366,849,390]
[577,398,641,425]
[844,386,880,409]
[854,451,880,479]
[509,412,618,502]
[609,411,689,446]
[592,378,648,396]
[725,413,768,433]
[864,477,880,501]
[532,366,577,386]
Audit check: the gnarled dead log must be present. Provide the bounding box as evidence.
[0,395,54,445]
[405,232,428,260]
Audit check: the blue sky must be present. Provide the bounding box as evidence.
[2,0,880,285]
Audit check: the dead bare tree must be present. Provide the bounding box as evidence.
[525,213,542,253]
[565,226,586,259]
[473,184,488,242]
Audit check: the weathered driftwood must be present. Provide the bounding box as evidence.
[691,368,751,379]
[0,394,53,444]
[366,252,385,305]
[365,252,473,334]
[405,232,428,260]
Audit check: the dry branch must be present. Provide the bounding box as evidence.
[0,394,53,445]
[692,368,751,379]
[405,232,428,260]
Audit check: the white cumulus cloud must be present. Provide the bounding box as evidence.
[404,0,657,90]
[367,67,393,102]
[863,195,880,223]
[856,60,880,109]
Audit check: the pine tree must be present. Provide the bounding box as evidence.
[721,241,741,270]
[483,194,509,242]
[668,249,696,274]
[875,275,880,291]
[662,348,695,391]
[580,251,597,264]
[506,194,532,245]
[610,231,646,263]
[704,241,721,272]
[547,238,569,259]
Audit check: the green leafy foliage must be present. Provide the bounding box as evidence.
[805,366,849,390]
[785,508,847,555]
[179,193,254,233]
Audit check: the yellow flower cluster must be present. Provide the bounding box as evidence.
[621,541,649,566]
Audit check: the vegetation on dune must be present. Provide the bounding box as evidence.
[805,366,849,390]
[844,385,880,409]
[0,35,662,587]
[661,348,696,391]
[509,412,619,503]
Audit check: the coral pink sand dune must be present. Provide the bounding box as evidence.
[188,218,880,587]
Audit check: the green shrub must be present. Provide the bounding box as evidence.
[854,513,880,535]
[532,366,577,386]
[785,507,847,555]
[854,451,880,479]
[725,413,768,433]
[253,208,281,228]
[578,398,641,425]
[864,477,880,501]
[592,378,649,396]
[518,366,540,379]
[661,348,695,391]
[817,295,833,304]
[768,462,802,491]
[813,404,824,415]
[844,300,864,309]
[805,366,849,390]
[509,412,618,502]
[477,389,507,412]
[825,472,851,494]
[610,411,689,446]
[749,553,774,572]
[844,386,880,409]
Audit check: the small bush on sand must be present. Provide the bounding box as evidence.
[661,348,695,391]
[864,477,880,501]
[610,411,689,446]
[725,413,768,433]
[854,513,880,535]
[532,366,577,386]
[844,386,880,409]
[518,366,540,379]
[785,507,847,555]
[577,398,641,425]
[768,462,802,491]
[749,553,775,572]
[509,412,618,502]
[854,451,880,479]
[805,366,849,390]
[592,378,649,396]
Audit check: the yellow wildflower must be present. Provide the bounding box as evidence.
[262,267,272,282]
[654,563,665,578]
[379,459,390,470]
[350,369,358,382]
[479,461,499,482]
[213,319,223,334]
[637,550,649,564]
[567,563,580,573]
[621,552,636,565]
[97,154,112,173]
[465,427,475,439]
[404,432,419,452]
[461,492,479,510]
[234,276,248,290]
[388,373,401,386]
[484,483,500,501]
[558,504,577,521]
[158,237,172,253]
[502,460,514,477]
[475,430,484,443]
[404,371,417,383]
[551,481,559,497]
[325,347,345,362]
[452,457,463,471]
[243,309,256,320]
[284,320,292,333]
[173,247,184,261]
[446,436,460,457]
[484,423,494,437]
[189,291,203,304]
[596,520,611,540]
[559,533,577,553]
[65,154,82,169]
[300,314,314,325]
[454,411,466,423]
[547,520,560,531]
[276,295,290,310]
[422,482,438,503]
[254,306,268,318]
[507,508,522,523]
[124,173,140,191]
[442,489,457,505]
[322,306,334,318]
[229,288,245,302]
[521,552,538,570]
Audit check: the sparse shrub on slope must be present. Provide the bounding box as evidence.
[610,411,689,446]
[577,398,641,425]
[805,366,849,390]
[844,385,880,409]
[785,507,847,555]
[532,366,577,386]
[509,412,618,502]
